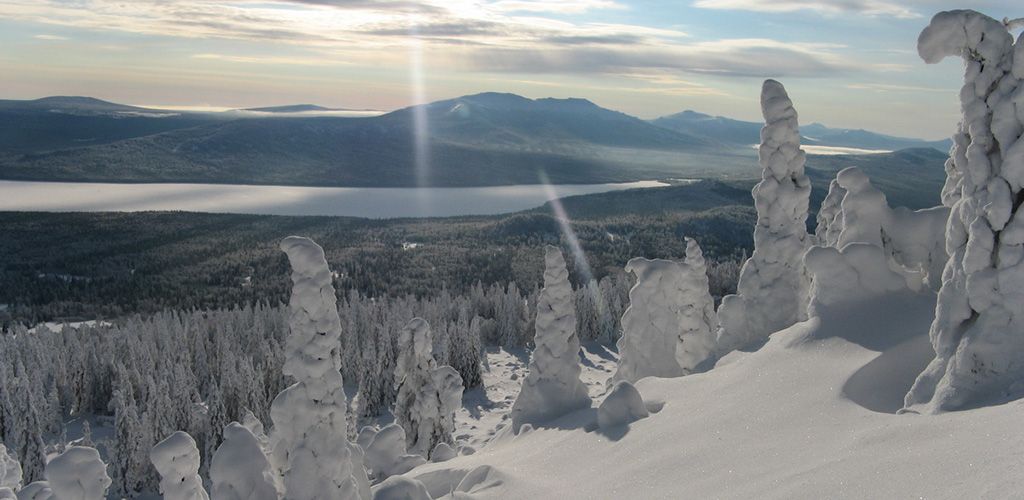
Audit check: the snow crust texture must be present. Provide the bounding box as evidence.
[717,79,812,354]
[272,236,366,500]
[510,246,590,432]
[150,432,208,500]
[44,447,110,500]
[905,10,1024,412]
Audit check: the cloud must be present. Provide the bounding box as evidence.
[692,0,921,19]
[489,0,625,14]
[463,39,852,78]
[33,34,69,40]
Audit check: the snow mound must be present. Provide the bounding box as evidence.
[210,423,278,500]
[371,476,431,500]
[597,381,649,430]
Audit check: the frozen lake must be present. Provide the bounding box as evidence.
[0,180,667,218]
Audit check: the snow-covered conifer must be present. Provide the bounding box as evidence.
[904,11,1024,411]
[393,318,464,458]
[0,444,22,498]
[270,236,366,500]
[677,238,718,372]
[150,432,209,500]
[44,447,111,500]
[717,79,813,354]
[210,423,277,500]
[614,258,689,382]
[15,481,52,500]
[510,246,590,432]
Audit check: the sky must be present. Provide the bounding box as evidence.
[0,1,1020,140]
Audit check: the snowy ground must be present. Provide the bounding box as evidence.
[409,289,1024,499]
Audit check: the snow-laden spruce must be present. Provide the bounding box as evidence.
[613,241,716,384]
[270,236,369,500]
[510,246,590,432]
[904,10,1024,412]
[393,318,464,458]
[210,423,278,500]
[717,79,813,354]
[808,166,949,302]
[0,445,21,499]
[44,447,111,500]
[150,432,208,500]
[361,424,426,481]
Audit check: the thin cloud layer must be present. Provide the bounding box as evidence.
[4,0,857,80]
[693,0,920,18]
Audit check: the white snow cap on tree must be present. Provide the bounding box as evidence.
[717,79,813,354]
[150,431,209,500]
[362,424,426,481]
[0,444,22,498]
[210,423,278,500]
[393,318,464,458]
[811,167,949,297]
[905,10,1024,412]
[271,236,367,500]
[510,246,590,432]
[44,447,111,500]
[613,245,716,383]
[15,482,52,500]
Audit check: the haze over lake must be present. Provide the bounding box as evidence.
[0,180,667,218]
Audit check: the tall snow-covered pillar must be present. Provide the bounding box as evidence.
[270,236,367,500]
[510,246,590,432]
[904,11,1024,412]
[716,79,813,354]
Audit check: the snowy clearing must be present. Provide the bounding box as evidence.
[422,290,1023,499]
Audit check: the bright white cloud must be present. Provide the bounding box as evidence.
[692,0,921,19]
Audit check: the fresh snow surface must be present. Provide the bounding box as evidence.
[404,289,1024,499]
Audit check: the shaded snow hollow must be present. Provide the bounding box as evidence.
[405,290,1023,499]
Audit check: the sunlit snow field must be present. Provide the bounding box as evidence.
[0,180,666,218]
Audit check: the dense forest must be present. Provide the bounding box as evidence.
[0,182,758,329]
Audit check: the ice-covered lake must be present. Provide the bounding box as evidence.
[0,180,667,218]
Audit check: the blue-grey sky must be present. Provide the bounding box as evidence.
[1,0,1019,139]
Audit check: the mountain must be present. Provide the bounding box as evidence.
[0,97,224,154]
[651,110,952,152]
[0,93,947,190]
[0,93,735,187]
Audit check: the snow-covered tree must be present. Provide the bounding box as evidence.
[209,423,278,500]
[613,243,716,383]
[717,79,813,354]
[361,424,426,481]
[510,246,590,432]
[393,318,464,458]
[614,258,689,382]
[270,236,367,500]
[904,10,1024,412]
[677,238,718,372]
[43,447,110,500]
[150,432,209,500]
[0,444,22,498]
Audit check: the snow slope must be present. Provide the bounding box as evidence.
[406,289,1024,499]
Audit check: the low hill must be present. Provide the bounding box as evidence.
[652,110,952,152]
